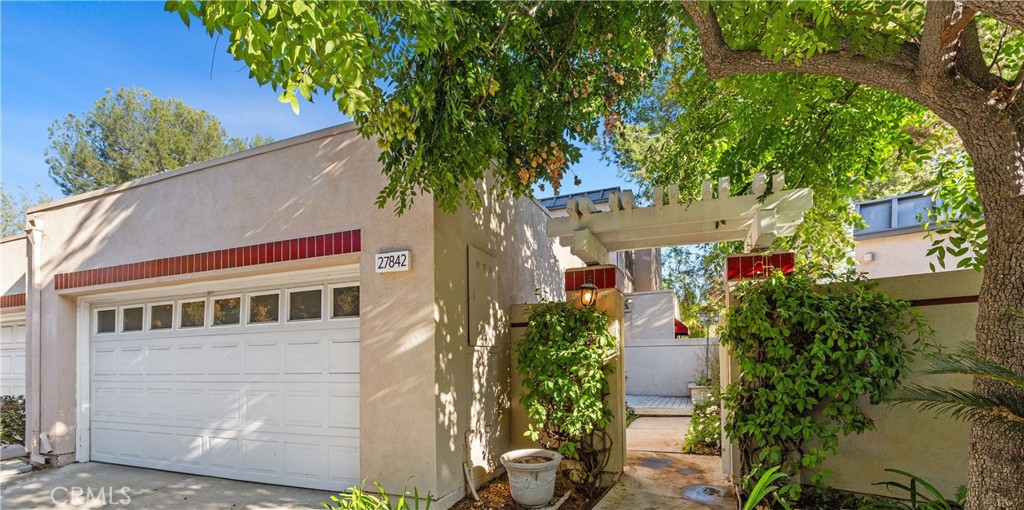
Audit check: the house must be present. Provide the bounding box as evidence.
[1,234,27,396]
[2,122,599,508]
[853,191,956,278]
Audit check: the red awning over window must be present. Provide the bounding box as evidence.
[674,319,689,336]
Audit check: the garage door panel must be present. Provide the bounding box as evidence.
[328,444,360,483]
[2,322,29,395]
[284,340,325,374]
[329,341,359,373]
[329,394,360,429]
[246,342,281,374]
[89,277,360,491]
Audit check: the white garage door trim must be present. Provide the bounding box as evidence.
[75,265,359,490]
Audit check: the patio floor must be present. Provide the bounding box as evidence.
[593,417,737,510]
[626,394,694,416]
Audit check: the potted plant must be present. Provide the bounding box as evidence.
[689,349,718,405]
[688,378,714,406]
[499,448,563,507]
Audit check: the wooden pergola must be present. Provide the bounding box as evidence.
[546,173,813,264]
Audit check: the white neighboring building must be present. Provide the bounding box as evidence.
[854,191,960,278]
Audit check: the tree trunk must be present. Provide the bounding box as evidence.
[955,118,1024,510]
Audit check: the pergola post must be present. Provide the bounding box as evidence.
[565,265,627,486]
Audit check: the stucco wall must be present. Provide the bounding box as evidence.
[855,231,958,278]
[624,291,676,342]
[432,187,565,507]
[24,124,441,495]
[1,235,27,297]
[623,291,711,396]
[821,269,979,497]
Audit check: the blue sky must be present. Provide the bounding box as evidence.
[1,1,626,201]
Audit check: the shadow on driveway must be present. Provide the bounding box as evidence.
[1,462,334,509]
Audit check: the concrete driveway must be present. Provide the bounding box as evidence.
[1,462,335,510]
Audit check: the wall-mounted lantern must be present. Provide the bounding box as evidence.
[580,279,598,307]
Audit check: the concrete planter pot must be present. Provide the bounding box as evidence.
[499,448,562,507]
[688,382,713,405]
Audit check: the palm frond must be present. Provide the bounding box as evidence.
[920,345,1024,389]
[890,384,1024,437]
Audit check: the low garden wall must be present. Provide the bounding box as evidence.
[819,269,979,497]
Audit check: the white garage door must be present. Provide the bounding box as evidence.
[88,275,360,490]
[1,318,26,396]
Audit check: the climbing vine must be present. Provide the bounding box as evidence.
[722,269,928,502]
[516,300,617,487]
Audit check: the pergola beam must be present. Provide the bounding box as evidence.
[548,173,813,255]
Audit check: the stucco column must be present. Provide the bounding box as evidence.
[24,218,45,465]
[564,265,626,486]
[719,253,796,479]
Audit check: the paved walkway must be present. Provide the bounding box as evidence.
[627,394,694,416]
[594,417,737,510]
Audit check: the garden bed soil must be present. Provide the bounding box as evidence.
[511,455,553,465]
[450,475,606,510]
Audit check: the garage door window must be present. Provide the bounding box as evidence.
[248,292,280,324]
[149,303,173,330]
[331,285,359,318]
[213,296,241,326]
[288,288,322,321]
[180,300,205,328]
[122,306,144,332]
[96,309,116,334]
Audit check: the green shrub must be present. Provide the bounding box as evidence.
[683,393,721,455]
[722,269,927,502]
[321,483,430,510]
[517,300,617,485]
[1,395,26,446]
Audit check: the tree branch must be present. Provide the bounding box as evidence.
[682,1,923,103]
[962,0,1024,32]
[956,20,1006,93]
[919,0,961,88]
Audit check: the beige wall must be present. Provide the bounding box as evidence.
[1,235,28,297]
[821,269,978,497]
[432,187,565,506]
[24,125,442,495]
[855,231,961,278]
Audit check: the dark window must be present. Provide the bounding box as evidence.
[289,289,322,321]
[213,297,241,326]
[180,300,206,328]
[150,304,173,330]
[122,307,144,332]
[249,294,279,324]
[96,309,116,333]
[896,195,934,228]
[858,202,892,232]
[332,286,359,318]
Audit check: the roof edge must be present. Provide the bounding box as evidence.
[27,122,361,215]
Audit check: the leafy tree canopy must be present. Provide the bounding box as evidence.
[46,87,272,195]
[0,184,50,237]
[167,0,676,213]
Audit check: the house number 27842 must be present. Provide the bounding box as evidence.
[375,251,411,273]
